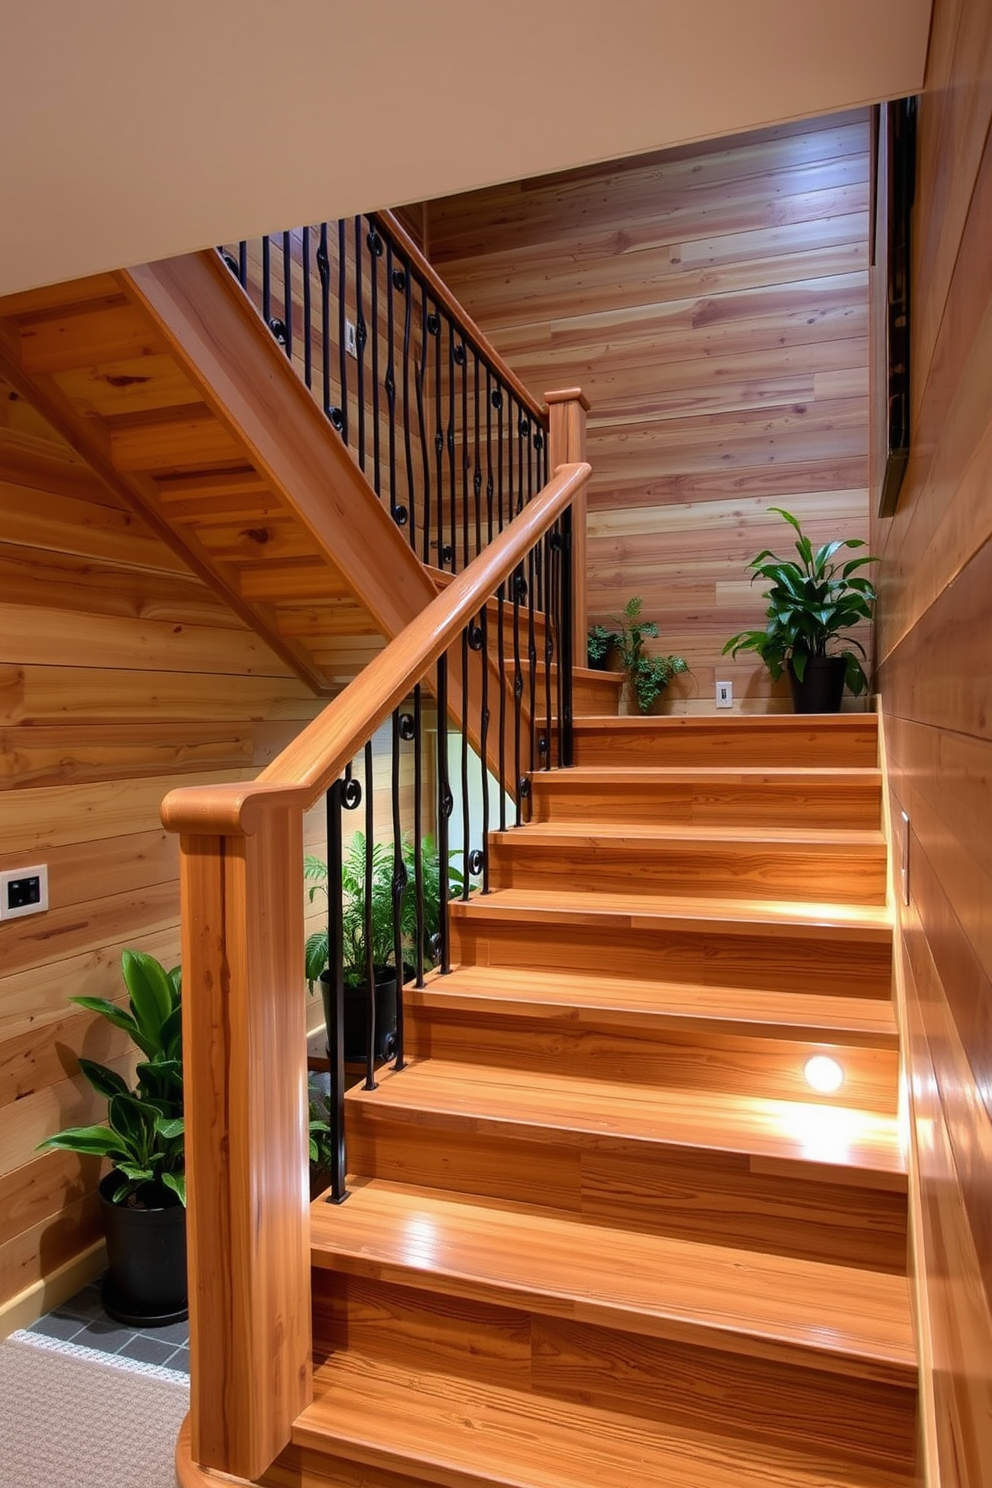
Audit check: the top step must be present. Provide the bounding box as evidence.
[571,715,878,768]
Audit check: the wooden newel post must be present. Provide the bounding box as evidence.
[163,783,313,1482]
[545,388,590,667]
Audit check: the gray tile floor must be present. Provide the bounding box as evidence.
[23,1276,190,1374]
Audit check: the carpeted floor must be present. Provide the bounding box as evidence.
[0,1333,189,1487]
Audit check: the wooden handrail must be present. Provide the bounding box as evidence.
[162,461,590,838]
[371,209,546,426]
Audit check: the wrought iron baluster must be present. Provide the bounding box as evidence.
[512,566,525,827]
[390,709,408,1070]
[479,605,491,893]
[416,285,432,565]
[553,524,565,769]
[369,224,382,491]
[485,366,494,545]
[384,240,405,528]
[473,355,482,560]
[446,318,457,570]
[412,684,425,988]
[561,510,575,768]
[238,240,248,289]
[302,226,312,390]
[354,217,366,472]
[317,224,331,417]
[282,230,293,360]
[336,219,348,442]
[398,254,416,554]
[362,739,376,1090]
[323,779,348,1204]
[527,528,538,779]
[458,338,469,568]
[494,383,505,534]
[497,583,507,832]
[516,399,525,516]
[461,624,474,902]
[543,524,554,770]
[431,302,447,569]
[435,654,452,974]
[262,235,272,330]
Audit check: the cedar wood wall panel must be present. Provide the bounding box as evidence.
[426,113,872,713]
[0,389,325,1311]
[871,0,992,1482]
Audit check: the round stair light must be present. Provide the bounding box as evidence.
[804,1055,845,1094]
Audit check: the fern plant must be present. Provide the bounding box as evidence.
[610,597,689,713]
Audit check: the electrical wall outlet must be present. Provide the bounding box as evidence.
[345,319,358,357]
[716,680,733,708]
[0,864,48,921]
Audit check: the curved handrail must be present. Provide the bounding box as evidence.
[371,209,546,426]
[161,461,590,839]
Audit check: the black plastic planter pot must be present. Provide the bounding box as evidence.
[99,1173,187,1327]
[788,655,847,713]
[320,967,397,1063]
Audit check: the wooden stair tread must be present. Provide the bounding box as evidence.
[531,765,882,784]
[348,1059,905,1177]
[494,822,886,848]
[312,1178,914,1380]
[408,966,898,1043]
[297,1351,912,1488]
[572,715,878,734]
[451,886,893,940]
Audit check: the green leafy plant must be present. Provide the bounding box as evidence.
[40,950,184,1207]
[722,508,877,696]
[609,597,689,713]
[308,1073,334,1173]
[305,833,464,990]
[586,623,617,668]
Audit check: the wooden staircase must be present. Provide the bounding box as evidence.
[264,712,918,1488]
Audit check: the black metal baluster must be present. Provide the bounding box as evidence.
[461,623,476,902]
[512,567,525,827]
[497,582,507,831]
[527,487,538,779]
[416,285,432,564]
[543,523,554,770]
[473,354,482,560]
[412,684,425,988]
[302,226,312,390]
[336,219,348,442]
[317,224,331,417]
[369,224,383,496]
[458,339,469,567]
[323,780,348,1204]
[282,230,293,361]
[390,709,408,1070]
[435,654,452,974]
[561,510,575,768]
[506,389,515,532]
[238,240,248,290]
[485,367,494,544]
[431,302,447,569]
[553,524,565,769]
[362,739,376,1090]
[262,234,272,330]
[479,605,491,893]
[446,318,457,570]
[354,217,366,473]
[399,256,416,554]
[384,240,405,529]
[494,383,505,533]
[516,399,525,516]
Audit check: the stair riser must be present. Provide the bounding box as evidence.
[488,839,888,906]
[570,723,878,768]
[347,1119,908,1273]
[529,779,883,831]
[449,915,894,1001]
[312,1274,917,1475]
[404,1010,898,1113]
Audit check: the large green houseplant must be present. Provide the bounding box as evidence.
[40,949,187,1326]
[722,508,877,712]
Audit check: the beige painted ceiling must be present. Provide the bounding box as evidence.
[1,0,932,298]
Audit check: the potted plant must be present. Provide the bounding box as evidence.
[586,623,617,670]
[40,949,186,1326]
[722,507,877,712]
[610,597,689,713]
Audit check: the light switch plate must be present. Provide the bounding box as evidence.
[0,864,49,921]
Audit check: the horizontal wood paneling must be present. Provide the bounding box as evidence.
[873,1,992,1481]
[0,404,322,1314]
[428,116,871,713]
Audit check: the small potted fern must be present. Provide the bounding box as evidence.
[610,597,689,713]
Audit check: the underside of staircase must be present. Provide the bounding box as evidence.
[212,711,916,1488]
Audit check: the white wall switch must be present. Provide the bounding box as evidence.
[345,319,358,357]
[0,864,49,921]
[716,680,733,708]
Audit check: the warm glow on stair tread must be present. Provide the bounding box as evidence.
[297,1351,913,1488]
[311,1178,915,1373]
[349,1058,905,1175]
[491,821,886,845]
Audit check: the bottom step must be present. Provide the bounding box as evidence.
[277,1351,914,1488]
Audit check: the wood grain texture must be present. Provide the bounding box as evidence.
[428,116,872,714]
[871,2,992,1480]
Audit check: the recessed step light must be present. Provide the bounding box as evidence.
[804,1054,845,1094]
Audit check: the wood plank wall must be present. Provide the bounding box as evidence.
[872,1,992,1481]
[426,113,872,712]
[0,384,324,1320]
